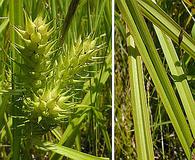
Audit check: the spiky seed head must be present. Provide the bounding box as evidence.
[24,11,36,35]
[30,28,42,43]
[15,11,101,121]
[34,15,45,27]
[39,100,47,112]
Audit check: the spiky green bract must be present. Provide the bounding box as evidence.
[15,12,101,123]
[57,36,99,85]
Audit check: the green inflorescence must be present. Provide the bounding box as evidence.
[15,11,65,119]
[14,11,100,121]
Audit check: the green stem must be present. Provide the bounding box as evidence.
[51,0,57,30]
[10,0,23,159]
[60,0,80,45]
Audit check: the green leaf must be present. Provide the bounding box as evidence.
[191,24,195,39]
[138,0,195,59]
[50,111,88,160]
[39,142,109,160]
[127,34,154,159]
[154,25,195,138]
[116,0,193,158]
[0,19,9,34]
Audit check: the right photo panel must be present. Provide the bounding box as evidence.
[115,0,195,159]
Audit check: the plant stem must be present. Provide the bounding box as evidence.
[60,0,80,45]
[10,0,23,159]
[51,0,57,30]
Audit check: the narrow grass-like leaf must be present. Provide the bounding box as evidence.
[0,0,5,8]
[154,26,195,137]
[39,142,109,160]
[2,115,12,145]
[50,112,88,160]
[82,53,111,104]
[9,0,21,159]
[127,35,154,159]
[116,0,193,158]
[94,0,107,35]
[137,0,195,59]
[51,0,57,30]
[92,107,112,152]
[0,19,9,34]
[0,95,9,129]
[60,0,80,45]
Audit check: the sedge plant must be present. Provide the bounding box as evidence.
[0,0,111,159]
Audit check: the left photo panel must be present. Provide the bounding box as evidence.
[0,0,112,159]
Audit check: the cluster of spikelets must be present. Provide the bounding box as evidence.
[15,11,65,119]
[14,11,100,121]
[15,11,54,92]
